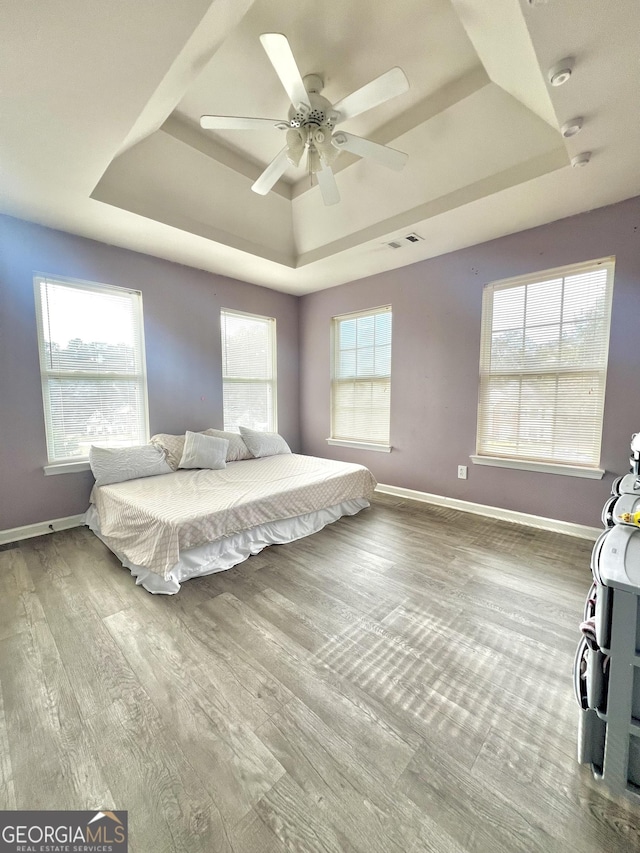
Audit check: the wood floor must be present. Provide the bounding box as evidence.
[1,493,640,852]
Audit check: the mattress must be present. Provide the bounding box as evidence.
[85,498,370,594]
[89,453,377,581]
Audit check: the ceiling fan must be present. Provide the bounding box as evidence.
[200,33,409,206]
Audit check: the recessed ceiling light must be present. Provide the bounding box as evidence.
[561,117,583,138]
[571,152,591,168]
[548,58,574,87]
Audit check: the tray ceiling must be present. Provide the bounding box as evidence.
[2,0,639,294]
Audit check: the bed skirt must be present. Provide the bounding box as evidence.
[84,498,369,594]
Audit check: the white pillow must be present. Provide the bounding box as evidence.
[90,444,172,487]
[179,431,228,470]
[203,428,252,462]
[238,426,291,458]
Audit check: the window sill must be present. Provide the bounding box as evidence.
[327,439,392,453]
[44,460,91,476]
[470,455,604,480]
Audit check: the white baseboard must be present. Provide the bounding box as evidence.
[375,483,601,540]
[0,514,85,546]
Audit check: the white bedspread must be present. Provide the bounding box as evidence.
[90,454,376,579]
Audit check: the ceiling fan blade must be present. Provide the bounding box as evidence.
[259,33,311,110]
[332,131,408,171]
[316,164,340,206]
[334,67,409,122]
[200,115,283,131]
[251,147,290,196]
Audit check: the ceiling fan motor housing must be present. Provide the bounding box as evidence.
[288,93,337,130]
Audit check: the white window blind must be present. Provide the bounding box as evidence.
[331,306,392,445]
[476,258,614,469]
[34,276,149,463]
[221,309,276,432]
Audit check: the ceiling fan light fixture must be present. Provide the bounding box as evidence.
[315,135,339,166]
[285,127,305,166]
[307,147,322,174]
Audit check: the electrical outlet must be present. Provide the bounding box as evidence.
[457,465,468,479]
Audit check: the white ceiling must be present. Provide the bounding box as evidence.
[2,0,639,295]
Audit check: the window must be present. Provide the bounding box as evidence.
[221,309,276,432]
[34,276,149,465]
[330,306,392,450]
[474,258,614,476]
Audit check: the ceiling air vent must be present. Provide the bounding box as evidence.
[386,233,424,249]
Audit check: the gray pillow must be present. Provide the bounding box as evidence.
[179,431,228,470]
[89,444,172,487]
[203,428,252,462]
[238,426,291,458]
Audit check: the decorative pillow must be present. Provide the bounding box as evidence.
[89,444,172,487]
[149,433,186,471]
[203,428,252,462]
[238,426,291,458]
[178,431,228,470]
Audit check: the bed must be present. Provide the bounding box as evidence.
[85,450,377,594]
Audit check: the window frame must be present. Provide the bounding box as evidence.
[472,257,615,479]
[220,308,277,433]
[34,274,149,473]
[329,304,392,452]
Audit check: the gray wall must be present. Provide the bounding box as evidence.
[0,215,300,530]
[299,196,640,528]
